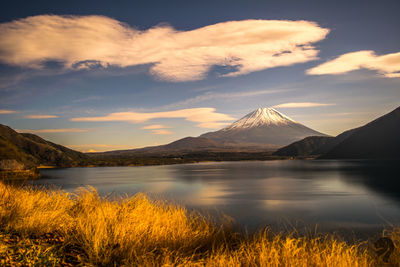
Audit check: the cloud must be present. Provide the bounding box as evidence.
[70,108,234,129]
[0,109,17,114]
[141,124,173,135]
[24,115,58,119]
[141,124,170,130]
[151,129,173,135]
[17,128,89,133]
[164,89,287,109]
[307,50,400,78]
[0,15,329,82]
[273,102,335,108]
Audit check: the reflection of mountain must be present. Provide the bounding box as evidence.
[275,106,400,159]
[337,160,400,203]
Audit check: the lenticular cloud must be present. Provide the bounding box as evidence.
[0,15,329,81]
[307,50,400,78]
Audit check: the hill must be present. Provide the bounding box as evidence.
[0,124,88,171]
[321,106,400,159]
[272,136,334,157]
[273,128,358,157]
[274,106,400,159]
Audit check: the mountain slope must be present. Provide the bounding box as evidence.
[100,137,224,156]
[0,124,88,169]
[273,127,359,157]
[321,106,400,159]
[201,108,327,147]
[273,136,334,157]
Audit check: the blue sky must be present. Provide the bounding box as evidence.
[0,0,399,151]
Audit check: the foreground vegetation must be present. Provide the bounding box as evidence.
[0,182,398,266]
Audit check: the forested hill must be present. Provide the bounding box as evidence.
[0,124,88,170]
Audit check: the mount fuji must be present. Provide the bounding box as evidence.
[200,107,328,148]
[91,107,328,156]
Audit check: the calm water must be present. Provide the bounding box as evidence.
[33,160,400,234]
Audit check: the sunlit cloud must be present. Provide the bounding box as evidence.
[151,129,173,135]
[273,102,335,108]
[141,124,170,130]
[70,108,235,129]
[0,109,17,114]
[24,114,58,119]
[307,50,400,78]
[141,124,173,134]
[0,15,329,82]
[17,128,89,133]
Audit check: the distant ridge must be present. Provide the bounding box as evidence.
[100,137,224,156]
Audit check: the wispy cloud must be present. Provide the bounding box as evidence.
[140,124,173,135]
[24,115,58,119]
[273,102,335,108]
[151,129,173,135]
[140,124,170,130]
[307,50,400,78]
[0,15,329,82]
[70,108,234,129]
[164,89,287,109]
[17,128,89,133]
[0,109,17,114]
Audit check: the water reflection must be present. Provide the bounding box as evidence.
[34,160,400,233]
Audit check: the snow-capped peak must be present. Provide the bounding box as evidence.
[223,107,297,130]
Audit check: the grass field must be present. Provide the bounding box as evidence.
[0,182,398,266]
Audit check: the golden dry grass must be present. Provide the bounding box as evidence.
[0,182,398,266]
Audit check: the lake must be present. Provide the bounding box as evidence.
[33,160,400,235]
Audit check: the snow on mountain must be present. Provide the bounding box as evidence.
[201,107,328,148]
[223,108,297,130]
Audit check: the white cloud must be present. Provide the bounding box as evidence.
[273,102,335,108]
[307,50,400,78]
[70,108,234,129]
[141,124,170,130]
[151,129,173,135]
[24,115,58,119]
[0,15,329,82]
[17,128,89,133]
[0,109,17,114]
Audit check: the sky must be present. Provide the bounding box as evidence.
[0,0,399,152]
